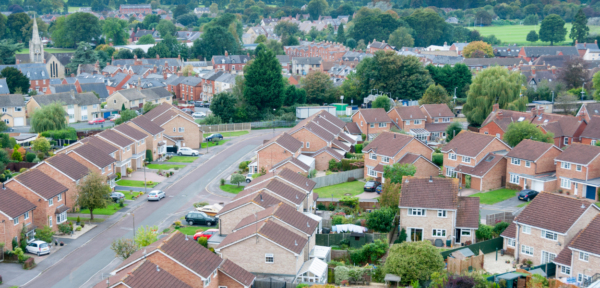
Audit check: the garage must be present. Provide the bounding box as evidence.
[531,180,544,192]
[14,117,24,126]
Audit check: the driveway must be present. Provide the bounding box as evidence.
[479,196,523,224]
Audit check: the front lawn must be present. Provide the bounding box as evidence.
[167,156,198,163]
[174,224,219,235]
[314,181,366,199]
[79,202,127,216]
[67,216,105,223]
[117,190,145,200]
[220,131,249,137]
[220,184,244,194]
[469,189,517,205]
[147,164,186,170]
[201,139,230,148]
[116,180,159,188]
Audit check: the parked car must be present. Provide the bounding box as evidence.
[109,114,121,122]
[205,134,223,142]
[246,174,253,183]
[185,211,216,226]
[192,112,206,118]
[518,189,539,202]
[88,118,105,125]
[147,190,166,201]
[364,181,381,192]
[376,185,383,194]
[26,240,50,256]
[203,102,211,107]
[193,229,219,241]
[178,147,199,156]
[181,108,194,114]
[110,192,124,202]
[194,101,203,107]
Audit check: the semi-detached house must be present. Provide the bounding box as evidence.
[145,102,203,149]
[555,144,600,201]
[96,129,139,173]
[113,123,149,169]
[66,143,117,189]
[130,115,167,159]
[504,139,562,193]
[251,132,312,175]
[0,186,37,250]
[351,108,392,139]
[420,104,454,142]
[579,116,600,145]
[26,90,101,123]
[0,94,26,127]
[34,154,91,209]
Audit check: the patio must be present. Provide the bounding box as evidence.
[483,252,516,274]
[125,171,167,182]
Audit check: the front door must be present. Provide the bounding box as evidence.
[409,228,423,242]
[586,185,597,200]
[574,183,578,196]
[455,228,462,244]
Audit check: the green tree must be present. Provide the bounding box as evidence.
[11,144,22,161]
[35,226,55,243]
[137,34,156,45]
[102,18,129,45]
[351,8,401,44]
[7,13,30,44]
[243,45,284,118]
[110,238,138,260]
[143,102,158,114]
[209,3,219,14]
[143,14,161,28]
[384,241,445,285]
[174,4,190,19]
[156,19,176,37]
[336,23,346,45]
[445,122,462,142]
[503,121,554,147]
[366,207,396,233]
[198,236,208,248]
[210,92,237,123]
[0,67,29,94]
[570,9,589,44]
[372,96,391,111]
[307,0,328,20]
[230,173,245,187]
[191,26,238,60]
[523,14,539,25]
[67,42,98,72]
[32,137,51,155]
[134,225,159,247]
[0,40,24,64]
[60,13,102,48]
[463,66,527,126]
[30,102,68,133]
[115,110,138,125]
[77,171,111,220]
[265,39,284,55]
[593,71,600,101]
[426,64,471,99]
[405,8,446,47]
[419,84,450,105]
[383,163,416,184]
[379,182,401,208]
[539,14,566,46]
[302,71,336,105]
[462,41,493,58]
[254,34,267,43]
[558,57,589,90]
[346,38,357,49]
[116,49,134,59]
[526,30,539,43]
[388,27,414,49]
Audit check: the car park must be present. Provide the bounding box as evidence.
[147,190,166,201]
[177,147,199,156]
[185,211,216,226]
[364,181,381,192]
[518,189,539,202]
[26,240,50,256]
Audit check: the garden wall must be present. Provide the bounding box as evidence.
[313,169,365,188]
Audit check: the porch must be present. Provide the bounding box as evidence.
[568,178,600,201]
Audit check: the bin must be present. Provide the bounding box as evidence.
[446,239,452,247]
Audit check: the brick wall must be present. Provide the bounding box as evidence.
[219,236,300,276]
[402,139,434,160]
[413,158,440,178]
[278,162,307,174]
[314,152,337,171]
[479,158,507,191]
[219,204,264,235]
[37,163,78,209]
[148,252,205,288]
[479,122,504,138]
[6,181,66,232]
[290,129,327,153]
[257,144,290,173]
[399,208,455,243]
[0,211,34,250]
[571,253,600,282]
[518,226,567,266]
[218,270,246,288]
[67,152,102,174]
[162,117,202,149]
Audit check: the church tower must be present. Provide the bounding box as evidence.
[29,17,44,63]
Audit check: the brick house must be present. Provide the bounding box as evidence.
[480,105,533,138]
[253,132,303,174]
[145,103,203,149]
[454,152,508,192]
[579,115,600,145]
[99,231,255,288]
[284,41,347,62]
[441,131,512,182]
[539,116,587,148]
[366,40,394,54]
[96,129,138,173]
[500,193,600,267]
[130,115,167,159]
[420,104,454,141]
[555,144,600,200]
[5,169,69,232]
[211,52,251,74]
[66,144,117,189]
[113,123,149,169]
[351,108,392,139]
[362,132,436,182]
[119,4,151,14]
[179,77,203,102]
[576,103,600,122]
[1,63,51,94]
[246,169,316,213]
[387,106,426,132]
[36,154,91,209]
[553,214,600,284]
[26,91,102,122]
[399,177,480,245]
[505,139,562,192]
[518,46,579,62]
[0,186,37,250]
[312,147,344,171]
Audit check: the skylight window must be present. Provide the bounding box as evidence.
[518,117,525,122]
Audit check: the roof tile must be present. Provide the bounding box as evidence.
[46,154,90,180]
[399,177,459,210]
[515,192,592,233]
[505,139,556,162]
[14,169,68,200]
[0,186,36,218]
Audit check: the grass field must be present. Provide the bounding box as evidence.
[314,181,366,199]
[147,163,186,170]
[116,180,159,188]
[220,184,244,194]
[469,189,516,205]
[469,24,600,45]
[220,131,249,137]
[167,156,198,163]
[79,202,127,216]
[67,6,89,12]
[16,48,76,54]
[517,202,531,208]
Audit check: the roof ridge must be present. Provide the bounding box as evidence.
[571,214,600,248]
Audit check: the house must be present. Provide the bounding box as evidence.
[5,169,69,232]
[178,77,203,102]
[449,43,468,55]
[441,131,512,185]
[26,91,102,123]
[462,58,523,70]
[553,214,600,284]
[80,82,109,100]
[505,139,562,192]
[253,132,306,174]
[36,154,91,209]
[284,41,347,61]
[0,63,51,94]
[98,231,255,288]
[518,46,580,62]
[245,169,316,213]
[129,116,167,159]
[119,4,152,14]
[480,105,534,138]
[0,186,37,250]
[576,103,600,122]
[366,40,394,54]
[454,152,508,192]
[583,49,600,60]
[130,27,158,42]
[96,129,140,173]
[500,193,600,267]
[579,116,600,145]
[539,116,587,148]
[351,108,392,139]
[104,87,172,111]
[291,57,322,75]
[105,73,132,95]
[387,106,429,141]
[555,144,600,200]
[66,143,117,189]
[575,40,599,57]
[144,103,202,149]
[399,176,479,246]
[211,52,251,74]
[363,132,437,182]
[113,123,149,169]
[0,94,26,127]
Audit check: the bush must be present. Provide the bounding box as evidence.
[58,223,73,234]
[297,284,310,288]
[366,207,396,233]
[220,178,225,185]
[332,215,344,225]
[19,168,27,173]
[334,266,350,285]
[23,257,35,269]
[394,228,407,244]
[432,153,443,166]
[355,143,363,154]
[198,236,208,248]
[193,202,209,208]
[145,150,153,162]
[383,241,444,285]
[476,223,494,241]
[493,221,509,237]
[76,227,82,231]
[350,239,388,265]
[329,159,341,171]
[317,203,326,210]
[40,128,77,140]
[328,203,335,211]
[239,160,250,170]
[76,216,81,223]
[35,225,55,243]
[25,153,36,162]
[116,172,121,180]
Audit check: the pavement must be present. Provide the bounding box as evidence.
[2,128,289,288]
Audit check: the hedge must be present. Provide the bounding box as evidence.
[40,128,77,140]
[146,150,153,162]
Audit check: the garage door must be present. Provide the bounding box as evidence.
[14,117,24,126]
[531,180,544,192]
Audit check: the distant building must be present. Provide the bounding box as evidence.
[119,4,151,14]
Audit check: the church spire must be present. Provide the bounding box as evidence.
[29,16,44,63]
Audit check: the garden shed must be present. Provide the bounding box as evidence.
[295,258,328,284]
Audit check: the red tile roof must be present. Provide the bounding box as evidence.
[358,108,392,123]
[313,146,344,161]
[114,123,150,141]
[505,139,557,162]
[219,259,255,287]
[345,122,361,135]
[144,102,172,120]
[391,106,426,120]
[259,132,302,153]
[363,132,427,157]
[151,110,178,126]
[421,104,454,118]
[233,203,318,235]
[271,157,310,172]
[131,115,165,135]
[399,177,459,210]
[46,153,90,181]
[515,192,593,233]
[97,129,135,148]
[541,116,584,138]
[0,186,36,218]
[123,260,192,288]
[580,116,600,139]
[217,191,281,216]
[555,143,600,165]
[13,169,68,200]
[442,131,507,157]
[81,136,119,154]
[456,197,479,229]
[218,220,308,254]
[568,214,600,256]
[455,153,504,177]
[72,144,116,168]
[500,222,517,239]
[160,231,223,278]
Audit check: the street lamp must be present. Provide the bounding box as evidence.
[127,213,135,238]
[581,82,586,101]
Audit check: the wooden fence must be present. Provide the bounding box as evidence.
[6,162,36,171]
[486,212,515,225]
[447,249,485,274]
[313,169,364,188]
[200,123,251,133]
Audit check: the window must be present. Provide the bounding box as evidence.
[102,167,105,174]
[204,276,211,287]
[511,158,521,165]
[306,142,310,148]
[370,123,375,128]
[24,211,29,220]
[576,165,582,172]
[449,153,457,160]
[438,210,447,218]
[561,162,571,169]
[579,252,589,262]
[432,229,446,237]
[58,194,62,202]
[443,118,450,123]
[49,216,53,227]
[446,167,456,177]
[1,107,6,113]
[541,230,558,241]
[93,104,98,109]
[578,274,590,283]
[173,128,176,132]
[81,105,87,111]
[408,208,426,216]
[49,198,53,206]
[561,266,571,275]
[414,119,422,125]
[507,239,516,247]
[462,156,471,163]
[114,100,117,104]
[179,127,185,132]
[57,211,67,224]
[564,137,569,145]
[510,174,520,184]
[561,178,571,189]
[461,230,471,236]
[3,119,8,124]
[367,167,377,177]
[522,225,531,234]
[378,123,386,128]
[14,217,18,225]
[405,120,411,125]
[382,156,390,163]
[265,254,274,263]
[592,140,597,146]
[525,161,531,168]
[360,121,363,126]
[541,251,556,264]
[521,245,534,256]
[127,145,131,151]
[370,153,377,160]
[434,118,439,123]
[15,107,22,112]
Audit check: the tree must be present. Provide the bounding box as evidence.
[136,34,156,45]
[302,71,336,105]
[54,13,102,48]
[243,46,284,118]
[539,14,566,46]
[143,14,161,28]
[372,96,391,111]
[230,173,245,187]
[209,3,219,14]
[135,225,159,247]
[346,38,357,49]
[11,144,22,161]
[110,238,138,260]
[523,14,539,25]
[157,19,176,37]
[116,49,134,59]
[177,13,198,27]
[384,241,444,285]
[0,67,29,94]
[7,13,30,44]
[115,110,138,125]
[67,42,98,72]
[475,10,492,26]
[558,57,589,90]
[30,102,68,133]
[351,8,402,44]
[336,24,346,45]
[366,207,396,233]
[570,9,589,44]
[174,5,190,19]
[388,27,414,49]
[426,64,471,99]
[405,8,446,47]
[32,138,51,155]
[555,92,578,115]
[190,26,238,60]
[307,0,328,20]
[102,18,129,45]
[593,71,600,101]
[143,102,158,114]
[445,122,462,142]
[526,30,539,43]
[210,92,237,123]
[35,226,54,243]
[503,121,554,147]
[383,163,416,184]
[379,182,401,209]
[265,40,285,55]
[0,40,24,65]
[76,171,111,220]
[254,34,267,43]
[463,66,527,126]
[462,41,493,58]
[419,84,450,105]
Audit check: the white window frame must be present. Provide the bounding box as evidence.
[541,230,558,241]
[306,142,310,148]
[437,210,447,218]
[408,208,426,216]
[541,250,556,264]
[522,225,531,234]
[58,194,62,202]
[525,161,531,168]
[432,229,446,237]
[14,217,18,225]
[15,107,22,112]
[461,230,471,236]
[378,122,386,128]
[521,244,534,256]
[448,153,457,160]
[24,211,29,220]
[561,266,571,275]
[446,167,456,177]
[507,239,516,247]
[564,137,569,145]
[49,198,53,206]
[265,253,274,263]
[204,276,211,287]
[49,216,53,227]
[511,158,521,165]
[578,274,591,283]
[405,120,410,125]
[382,156,390,163]
[579,251,589,262]
[370,153,377,160]
[102,167,106,174]
[179,127,185,132]
[592,140,597,146]
[462,156,471,163]
[414,119,422,125]
[576,165,582,172]
[561,162,571,170]
[367,167,377,177]
[510,174,520,184]
[561,177,571,189]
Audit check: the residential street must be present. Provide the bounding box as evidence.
[2,129,286,288]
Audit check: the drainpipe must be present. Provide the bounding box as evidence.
[515,223,521,263]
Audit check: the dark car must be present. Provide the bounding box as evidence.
[110,192,124,202]
[518,189,539,202]
[376,185,383,194]
[181,108,193,114]
[194,101,203,107]
[185,211,217,226]
[364,181,381,192]
[205,133,224,142]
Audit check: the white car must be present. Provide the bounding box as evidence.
[192,112,206,118]
[147,190,166,201]
[246,174,253,183]
[178,147,199,156]
[26,240,50,256]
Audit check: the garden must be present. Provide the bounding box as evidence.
[167,156,198,163]
[116,180,160,188]
[469,189,517,205]
[314,181,365,199]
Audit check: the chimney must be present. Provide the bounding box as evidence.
[137,77,141,91]
[137,27,140,31]
[134,54,138,60]
[95,60,99,70]
[493,103,499,112]
[429,176,433,183]
[156,54,159,60]
[178,54,181,60]
[225,50,228,56]
[247,52,250,57]
[43,58,46,64]
[153,65,157,73]
[152,27,154,31]
[497,110,503,120]
[551,66,556,74]
[16,59,19,64]
[531,66,536,75]
[70,89,75,99]
[163,71,167,80]
[576,39,578,45]
[71,73,75,77]
[111,56,114,62]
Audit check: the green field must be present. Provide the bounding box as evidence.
[469,24,600,46]
[79,202,127,215]
[201,139,230,148]
[16,48,76,54]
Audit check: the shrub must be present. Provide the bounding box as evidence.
[329,159,341,171]
[432,153,443,166]
[493,221,510,237]
[366,207,396,233]
[334,266,350,285]
[145,149,153,162]
[332,215,345,225]
[193,202,209,208]
[119,198,125,207]
[25,153,36,162]
[76,227,82,231]
[476,223,494,241]
[350,239,388,265]
[198,236,208,248]
[238,160,250,170]
[317,203,326,210]
[220,178,225,185]
[76,216,81,223]
[116,172,121,180]
[23,257,35,269]
[126,167,133,175]
[297,284,310,288]
[355,143,363,154]
[383,241,444,285]
[339,196,359,208]
[19,168,27,173]
[394,228,407,244]
[58,223,73,234]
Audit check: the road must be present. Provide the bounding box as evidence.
[5,130,284,288]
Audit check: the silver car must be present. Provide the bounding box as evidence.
[26,240,50,256]
[147,190,166,201]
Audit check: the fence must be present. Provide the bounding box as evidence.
[250,120,300,129]
[447,251,485,274]
[313,169,365,188]
[6,162,36,171]
[440,237,504,260]
[252,278,294,288]
[487,263,557,283]
[199,123,252,133]
[486,212,515,226]
[315,232,388,248]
